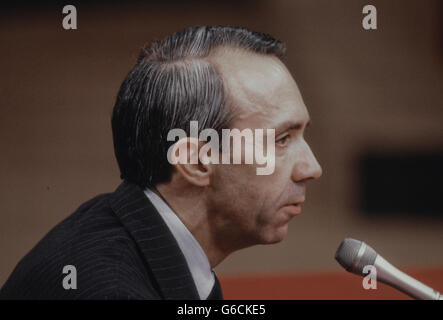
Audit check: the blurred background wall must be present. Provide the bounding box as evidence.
[1,0,442,289]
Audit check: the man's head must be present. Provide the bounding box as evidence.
[112,26,322,259]
[112,26,285,188]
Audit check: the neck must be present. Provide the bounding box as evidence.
[155,183,231,269]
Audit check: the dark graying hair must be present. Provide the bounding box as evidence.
[111,26,286,188]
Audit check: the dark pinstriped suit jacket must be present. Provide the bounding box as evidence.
[0,181,223,300]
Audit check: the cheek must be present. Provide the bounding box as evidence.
[211,164,259,210]
[211,165,269,223]
[275,146,298,175]
[210,165,292,245]
[256,160,290,200]
[212,162,291,222]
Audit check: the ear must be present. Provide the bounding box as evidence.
[168,137,213,187]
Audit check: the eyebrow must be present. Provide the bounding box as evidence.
[274,119,311,135]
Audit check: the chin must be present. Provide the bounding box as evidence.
[260,224,289,244]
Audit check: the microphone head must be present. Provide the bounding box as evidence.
[335,238,378,275]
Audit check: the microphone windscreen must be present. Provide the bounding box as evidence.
[335,238,378,275]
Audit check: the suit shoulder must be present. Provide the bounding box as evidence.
[1,192,159,299]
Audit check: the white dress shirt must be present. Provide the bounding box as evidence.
[143,188,215,299]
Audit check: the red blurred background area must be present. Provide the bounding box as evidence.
[220,266,443,299]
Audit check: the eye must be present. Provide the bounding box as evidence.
[276,134,291,147]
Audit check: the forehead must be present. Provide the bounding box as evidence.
[209,47,309,130]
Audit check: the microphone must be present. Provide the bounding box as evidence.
[335,238,442,300]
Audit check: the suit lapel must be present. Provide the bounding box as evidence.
[207,273,224,300]
[109,181,200,300]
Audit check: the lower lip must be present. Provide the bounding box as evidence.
[283,204,302,215]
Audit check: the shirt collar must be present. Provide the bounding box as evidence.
[143,188,215,299]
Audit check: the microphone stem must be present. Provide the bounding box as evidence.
[374,256,441,300]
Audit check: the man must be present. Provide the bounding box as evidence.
[0,26,322,300]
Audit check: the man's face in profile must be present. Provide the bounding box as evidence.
[206,49,322,250]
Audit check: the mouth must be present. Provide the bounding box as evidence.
[282,201,304,216]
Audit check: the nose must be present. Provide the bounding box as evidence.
[291,139,322,182]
